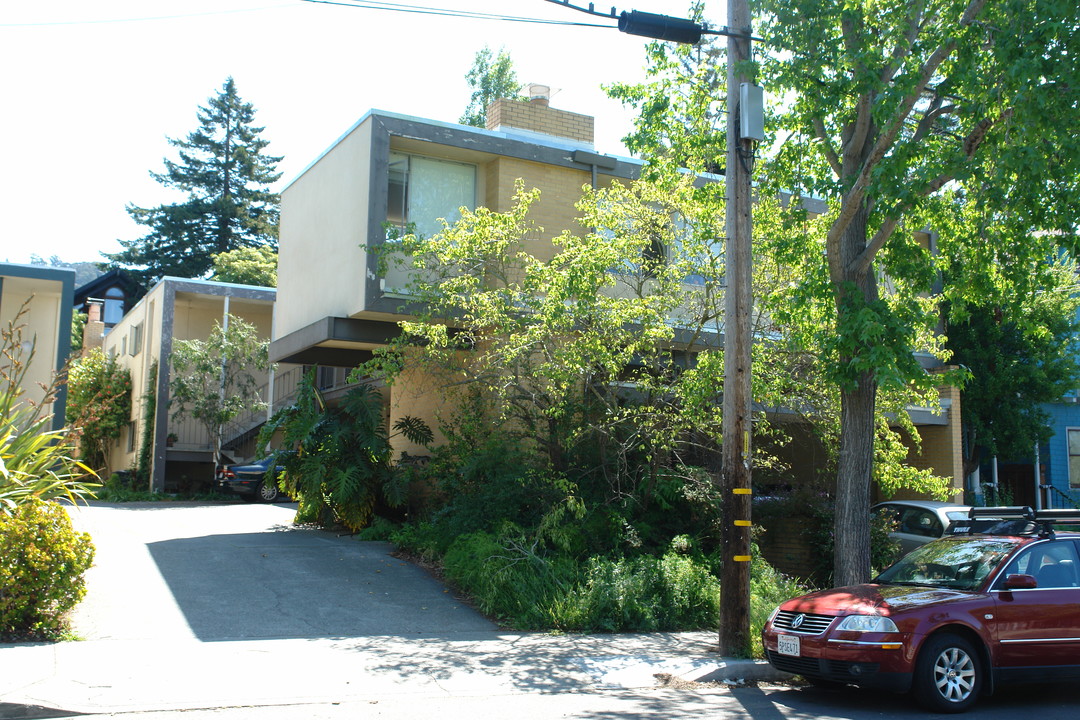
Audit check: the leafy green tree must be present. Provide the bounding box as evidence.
[107,78,282,284]
[608,9,951,513]
[754,0,1080,584]
[460,46,519,127]
[210,246,277,287]
[945,258,1080,479]
[169,314,270,473]
[70,310,87,355]
[605,2,725,175]
[369,179,721,488]
[366,173,865,533]
[65,349,132,473]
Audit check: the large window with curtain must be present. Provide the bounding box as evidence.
[387,152,476,239]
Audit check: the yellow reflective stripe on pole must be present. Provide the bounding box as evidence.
[733,488,751,495]
[733,520,751,527]
[733,555,752,562]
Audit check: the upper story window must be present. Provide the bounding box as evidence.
[103,286,125,327]
[598,204,719,285]
[130,322,143,356]
[387,152,476,239]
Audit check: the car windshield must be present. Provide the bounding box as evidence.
[875,537,1020,591]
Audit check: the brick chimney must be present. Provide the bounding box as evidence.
[485,85,594,146]
[82,300,105,356]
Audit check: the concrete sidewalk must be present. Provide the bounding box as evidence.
[0,631,785,717]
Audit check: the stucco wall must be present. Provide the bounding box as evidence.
[486,157,593,262]
[0,266,73,428]
[102,282,163,476]
[101,281,275,486]
[278,118,373,339]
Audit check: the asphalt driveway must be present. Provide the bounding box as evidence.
[66,501,496,641]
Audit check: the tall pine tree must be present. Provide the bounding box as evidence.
[107,78,282,283]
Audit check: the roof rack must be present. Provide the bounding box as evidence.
[968,506,1034,521]
[953,506,1080,539]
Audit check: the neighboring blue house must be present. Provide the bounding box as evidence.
[1037,399,1080,510]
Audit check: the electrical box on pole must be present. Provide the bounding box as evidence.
[739,83,765,141]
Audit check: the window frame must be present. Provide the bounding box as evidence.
[1068,427,1080,489]
[386,151,477,240]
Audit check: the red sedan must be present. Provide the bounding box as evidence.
[761,507,1080,712]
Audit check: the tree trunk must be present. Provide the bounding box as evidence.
[832,202,878,587]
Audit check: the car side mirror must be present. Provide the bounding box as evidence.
[1003,574,1038,590]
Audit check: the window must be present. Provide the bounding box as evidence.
[387,152,476,239]
[127,420,137,453]
[997,541,1080,588]
[598,203,720,284]
[898,508,943,538]
[1069,428,1080,489]
[672,213,723,286]
[640,227,667,280]
[130,323,143,356]
[103,286,125,327]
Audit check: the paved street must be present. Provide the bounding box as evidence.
[2,501,1079,719]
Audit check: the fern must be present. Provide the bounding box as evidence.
[257,368,431,531]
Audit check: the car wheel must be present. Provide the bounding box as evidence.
[256,480,280,503]
[913,633,982,713]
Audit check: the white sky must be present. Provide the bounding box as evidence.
[0,0,728,266]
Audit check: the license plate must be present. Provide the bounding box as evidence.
[777,634,800,657]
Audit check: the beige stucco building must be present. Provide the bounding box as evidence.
[272,98,645,459]
[0,262,75,429]
[102,277,281,493]
[271,98,964,495]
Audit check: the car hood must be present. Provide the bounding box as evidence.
[781,583,983,616]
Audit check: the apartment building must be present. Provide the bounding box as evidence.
[272,96,965,493]
[102,277,277,493]
[0,262,75,429]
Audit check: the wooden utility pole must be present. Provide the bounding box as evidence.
[564,0,759,657]
[720,0,754,657]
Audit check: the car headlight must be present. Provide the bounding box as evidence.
[766,606,781,624]
[836,614,899,633]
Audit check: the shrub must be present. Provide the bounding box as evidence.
[0,499,95,640]
[551,553,721,632]
[259,371,432,531]
[437,524,724,633]
[2,299,98,512]
[442,528,577,628]
[65,349,132,472]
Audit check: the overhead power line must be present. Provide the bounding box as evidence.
[1,4,294,27]
[300,0,617,28]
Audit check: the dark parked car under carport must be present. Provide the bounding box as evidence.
[216,456,285,502]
